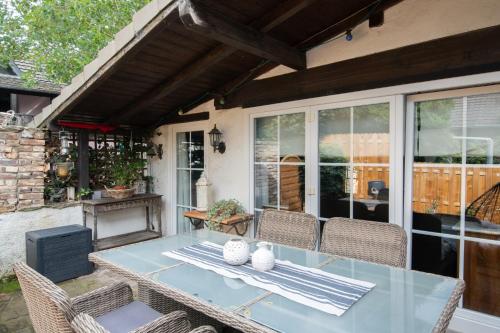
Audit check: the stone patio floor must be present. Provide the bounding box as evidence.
[0,269,134,333]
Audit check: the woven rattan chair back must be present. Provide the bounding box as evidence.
[257,209,319,250]
[320,217,407,267]
[14,262,75,333]
[433,279,465,333]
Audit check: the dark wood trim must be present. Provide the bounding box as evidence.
[157,111,209,126]
[298,0,402,50]
[369,11,384,28]
[78,131,90,190]
[179,0,305,70]
[113,0,315,124]
[214,0,401,100]
[217,25,500,109]
[0,88,58,98]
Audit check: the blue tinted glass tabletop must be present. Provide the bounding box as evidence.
[91,229,458,333]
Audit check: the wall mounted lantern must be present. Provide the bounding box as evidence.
[59,130,71,155]
[209,124,226,154]
[146,143,163,159]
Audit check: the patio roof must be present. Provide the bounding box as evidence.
[32,0,401,129]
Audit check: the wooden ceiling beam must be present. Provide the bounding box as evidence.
[179,0,306,71]
[216,25,500,109]
[214,0,402,103]
[112,0,316,124]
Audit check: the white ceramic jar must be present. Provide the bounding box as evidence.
[223,239,250,265]
[251,241,275,272]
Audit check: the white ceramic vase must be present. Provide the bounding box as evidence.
[223,239,250,265]
[251,241,275,272]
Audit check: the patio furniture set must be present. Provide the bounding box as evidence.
[15,210,465,333]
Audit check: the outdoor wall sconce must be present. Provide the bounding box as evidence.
[147,143,163,160]
[59,130,71,155]
[209,124,226,154]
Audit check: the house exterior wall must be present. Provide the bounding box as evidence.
[152,0,500,232]
[150,1,500,330]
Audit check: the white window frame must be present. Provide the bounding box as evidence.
[171,122,207,235]
[249,95,404,227]
[405,84,500,329]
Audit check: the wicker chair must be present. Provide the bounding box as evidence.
[256,209,319,250]
[13,262,216,333]
[433,279,466,333]
[320,217,407,267]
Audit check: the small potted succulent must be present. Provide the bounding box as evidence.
[206,199,246,231]
[106,151,145,199]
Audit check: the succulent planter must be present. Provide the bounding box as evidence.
[105,186,136,199]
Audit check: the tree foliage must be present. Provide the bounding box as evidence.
[0,0,149,84]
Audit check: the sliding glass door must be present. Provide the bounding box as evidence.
[407,88,500,317]
[176,130,204,234]
[252,97,399,232]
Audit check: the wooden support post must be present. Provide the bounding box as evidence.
[78,131,90,190]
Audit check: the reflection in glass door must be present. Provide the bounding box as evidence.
[253,112,306,228]
[407,90,500,317]
[176,131,204,234]
[318,102,391,227]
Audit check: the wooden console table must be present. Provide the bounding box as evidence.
[82,194,162,250]
[183,210,253,236]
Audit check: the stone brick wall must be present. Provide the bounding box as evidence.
[0,128,45,213]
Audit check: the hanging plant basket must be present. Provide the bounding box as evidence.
[105,186,136,199]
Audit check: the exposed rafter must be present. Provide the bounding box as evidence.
[112,0,316,124]
[179,0,306,71]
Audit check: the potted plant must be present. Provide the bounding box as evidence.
[206,199,245,231]
[106,150,145,199]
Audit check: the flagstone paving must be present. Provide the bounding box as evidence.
[0,269,134,333]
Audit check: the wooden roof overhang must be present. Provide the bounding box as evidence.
[34,0,402,129]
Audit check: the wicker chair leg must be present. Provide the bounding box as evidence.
[138,283,226,332]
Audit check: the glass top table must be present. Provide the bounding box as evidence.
[89,229,459,333]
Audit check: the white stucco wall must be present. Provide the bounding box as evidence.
[0,205,152,276]
[151,0,500,236]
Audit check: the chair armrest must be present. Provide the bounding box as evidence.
[71,313,110,333]
[72,282,133,317]
[132,310,191,333]
[189,326,218,333]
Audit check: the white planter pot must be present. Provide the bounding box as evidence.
[223,239,250,265]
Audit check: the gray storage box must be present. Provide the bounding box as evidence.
[26,224,93,282]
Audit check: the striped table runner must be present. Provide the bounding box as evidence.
[163,242,375,316]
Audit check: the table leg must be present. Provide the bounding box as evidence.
[156,199,162,236]
[82,207,87,228]
[93,214,98,241]
[146,206,151,231]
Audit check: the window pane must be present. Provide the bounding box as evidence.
[280,164,305,212]
[412,165,462,236]
[176,170,190,206]
[255,164,278,209]
[353,103,390,163]
[353,166,389,222]
[176,132,190,168]
[319,166,349,219]
[190,131,204,168]
[279,113,305,162]
[191,170,203,208]
[466,93,500,165]
[414,98,463,163]
[411,233,459,278]
[255,116,278,162]
[177,207,190,234]
[463,241,500,316]
[319,108,350,163]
